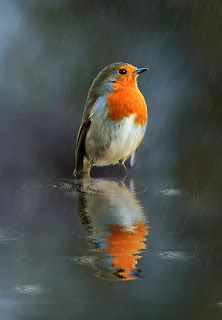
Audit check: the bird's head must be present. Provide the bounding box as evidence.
[88,62,148,98]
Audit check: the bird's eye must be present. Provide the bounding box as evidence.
[119,68,127,75]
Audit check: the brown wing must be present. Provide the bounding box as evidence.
[74,88,98,176]
[74,117,91,176]
[74,63,123,176]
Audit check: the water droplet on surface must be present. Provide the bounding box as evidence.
[13,285,48,295]
[70,256,96,266]
[216,301,222,308]
[0,228,23,242]
[160,188,186,196]
[158,250,194,260]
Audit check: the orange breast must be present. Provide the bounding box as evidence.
[107,86,148,126]
[103,223,149,280]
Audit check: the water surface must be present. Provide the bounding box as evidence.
[0,177,221,319]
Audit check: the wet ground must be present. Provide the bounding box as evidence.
[0,174,221,320]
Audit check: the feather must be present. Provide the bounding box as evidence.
[74,119,91,177]
[130,150,137,167]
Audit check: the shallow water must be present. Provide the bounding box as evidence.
[0,177,221,320]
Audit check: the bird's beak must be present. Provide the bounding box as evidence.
[133,67,149,74]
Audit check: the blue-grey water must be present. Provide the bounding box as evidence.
[0,1,222,319]
[0,176,221,320]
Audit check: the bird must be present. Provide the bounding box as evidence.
[74,62,148,178]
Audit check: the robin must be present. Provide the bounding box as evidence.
[74,62,148,177]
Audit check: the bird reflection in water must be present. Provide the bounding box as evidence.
[75,178,149,281]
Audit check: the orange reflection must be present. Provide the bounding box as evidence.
[76,178,149,281]
[103,223,149,280]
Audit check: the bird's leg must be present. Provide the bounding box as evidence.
[119,160,128,173]
[82,158,92,177]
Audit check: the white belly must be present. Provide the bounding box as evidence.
[85,96,146,166]
[96,116,145,166]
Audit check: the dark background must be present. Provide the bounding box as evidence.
[1,0,221,192]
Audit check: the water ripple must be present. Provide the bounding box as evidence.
[160,188,187,197]
[0,228,23,242]
[13,285,49,295]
